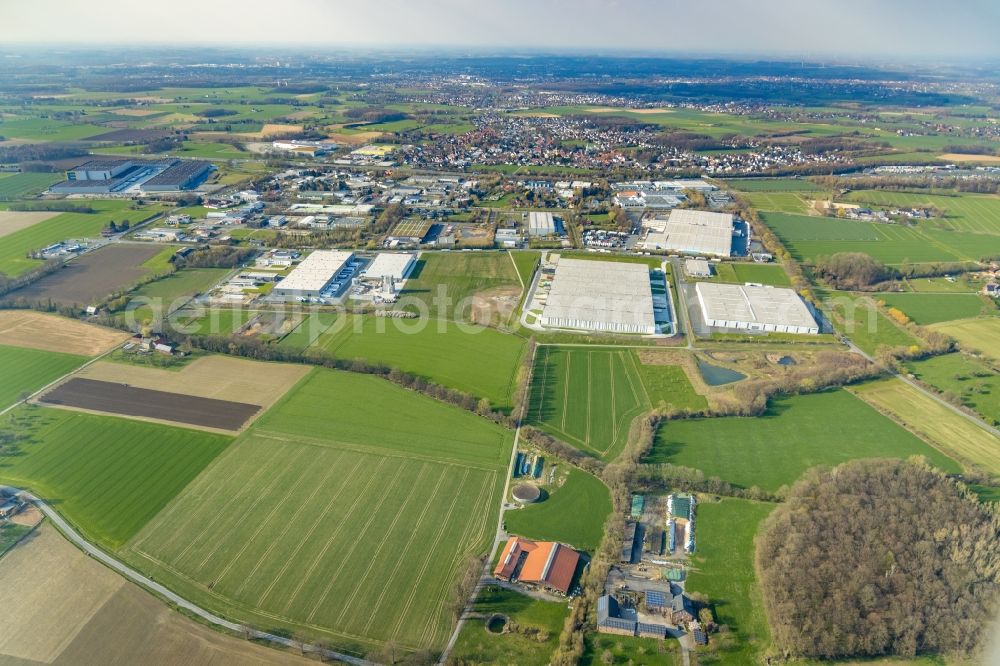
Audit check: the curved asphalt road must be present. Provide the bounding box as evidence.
[13,488,372,666]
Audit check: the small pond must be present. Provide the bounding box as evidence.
[696,358,747,386]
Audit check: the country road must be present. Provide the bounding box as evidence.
[9,487,373,666]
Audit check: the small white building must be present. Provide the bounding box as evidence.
[528,212,556,237]
[685,259,713,278]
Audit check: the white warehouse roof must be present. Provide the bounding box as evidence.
[528,211,556,236]
[363,252,416,281]
[695,282,819,334]
[275,249,354,295]
[541,257,655,335]
[651,209,735,257]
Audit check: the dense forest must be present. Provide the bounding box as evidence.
[756,459,1000,660]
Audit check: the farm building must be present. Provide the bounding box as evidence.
[685,258,713,278]
[493,536,579,595]
[273,250,354,299]
[540,258,656,335]
[621,521,638,564]
[695,282,819,334]
[597,595,669,639]
[362,253,416,281]
[527,211,556,237]
[639,209,736,257]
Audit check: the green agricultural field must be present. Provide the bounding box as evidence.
[843,189,1000,235]
[174,141,248,159]
[686,499,775,666]
[0,172,63,200]
[826,294,922,355]
[762,211,1000,266]
[510,250,539,290]
[745,191,820,214]
[725,178,822,192]
[645,390,960,491]
[169,308,255,337]
[930,317,1000,364]
[313,314,526,411]
[581,634,680,666]
[400,251,522,322]
[0,345,85,410]
[711,262,792,287]
[449,585,567,666]
[0,523,32,558]
[0,118,107,141]
[123,368,513,654]
[277,312,339,348]
[0,200,168,277]
[904,353,1000,426]
[529,347,652,459]
[877,292,993,325]
[117,268,230,326]
[0,406,232,550]
[634,362,708,412]
[503,468,611,551]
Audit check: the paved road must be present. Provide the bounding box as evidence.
[12,487,373,666]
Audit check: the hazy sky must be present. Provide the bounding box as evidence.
[1,0,998,61]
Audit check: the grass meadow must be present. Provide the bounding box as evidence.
[312,314,526,411]
[645,390,960,491]
[686,499,775,666]
[0,172,63,200]
[825,294,922,356]
[876,292,993,325]
[503,468,611,551]
[852,378,1000,476]
[0,406,233,550]
[929,317,1000,364]
[400,251,522,322]
[124,368,513,654]
[0,344,86,410]
[712,262,792,287]
[762,211,1000,266]
[904,353,1000,426]
[843,189,1000,235]
[449,585,567,666]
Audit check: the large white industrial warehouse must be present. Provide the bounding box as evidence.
[640,209,735,257]
[540,258,656,334]
[362,252,416,281]
[273,249,354,298]
[695,282,819,334]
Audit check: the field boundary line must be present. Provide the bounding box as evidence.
[585,351,593,446]
[304,461,418,623]
[256,454,368,607]
[560,351,572,432]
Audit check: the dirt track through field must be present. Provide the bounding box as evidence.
[40,378,262,431]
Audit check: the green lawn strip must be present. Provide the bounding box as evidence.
[450,585,567,666]
[0,406,233,550]
[0,345,87,410]
[503,467,611,551]
[686,499,776,666]
[826,294,922,356]
[645,390,961,492]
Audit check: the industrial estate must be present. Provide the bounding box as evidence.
[0,34,999,666]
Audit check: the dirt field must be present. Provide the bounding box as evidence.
[41,378,262,431]
[939,153,1000,164]
[0,523,312,665]
[0,211,59,239]
[0,310,130,356]
[324,125,385,144]
[236,123,304,140]
[13,244,165,307]
[76,355,310,408]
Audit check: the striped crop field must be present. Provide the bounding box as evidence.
[0,344,86,410]
[122,368,513,656]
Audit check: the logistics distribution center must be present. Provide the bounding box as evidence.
[50,158,213,194]
[540,258,657,334]
[273,250,355,299]
[695,282,819,334]
[361,253,416,281]
[640,209,737,257]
